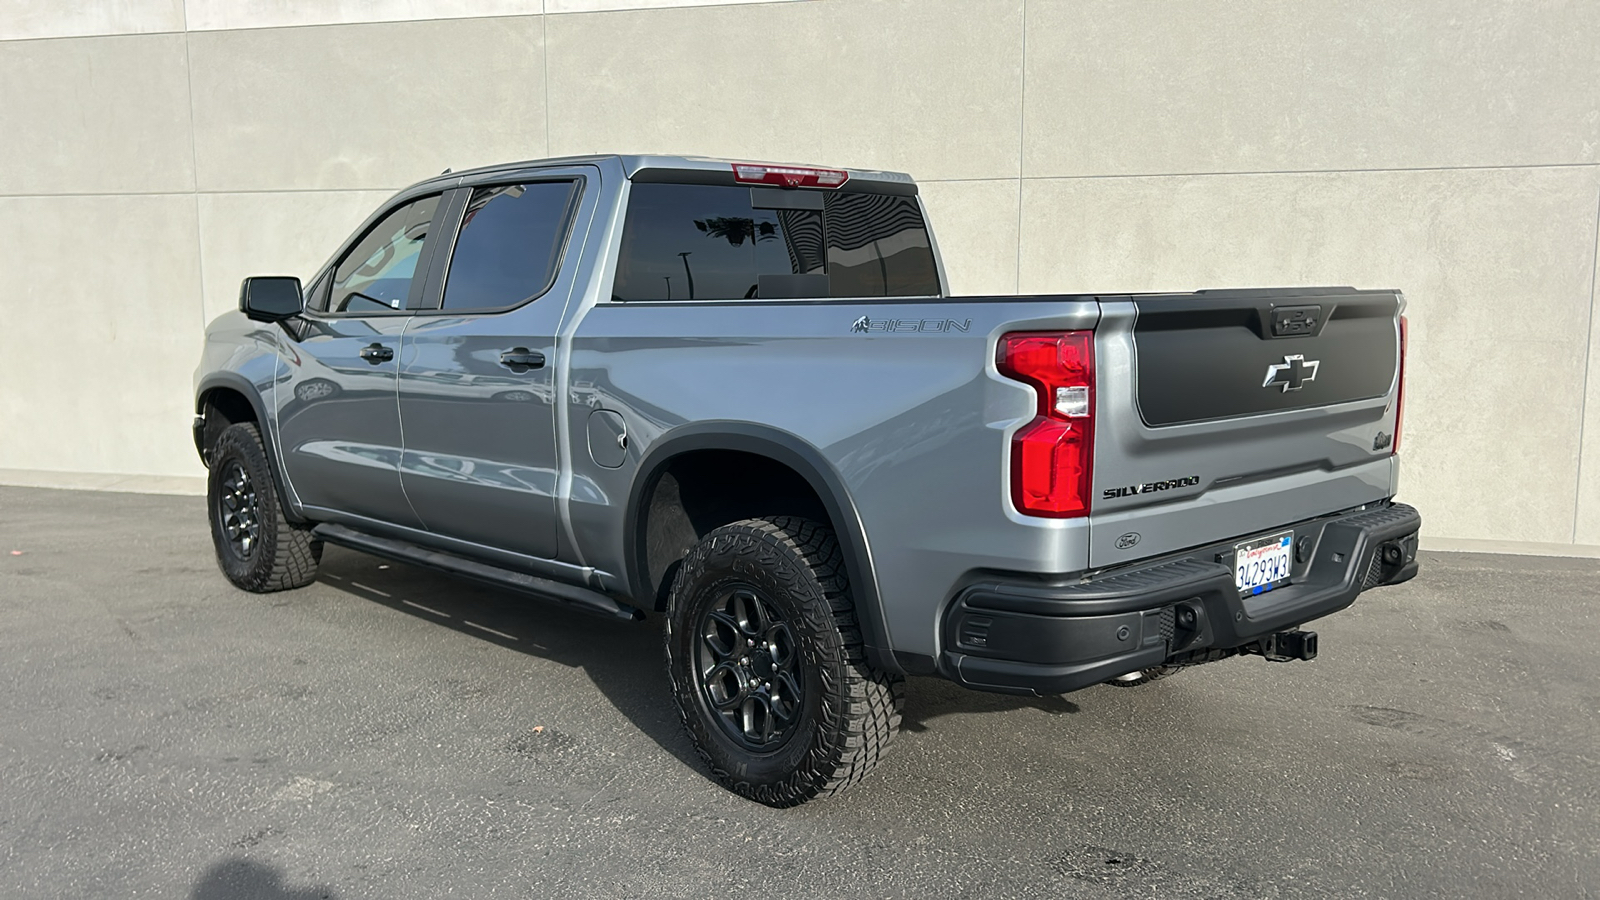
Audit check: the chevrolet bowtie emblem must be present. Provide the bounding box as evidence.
[1263,354,1320,392]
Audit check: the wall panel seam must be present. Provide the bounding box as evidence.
[1574,181,1600,541]
[181,23,207,331]
[178,11,546,36]
[1014,0,1026,294]
[542,4,551,157]
[0,31,184,45]
[1016,162,1600,182]
[544,0,805,17]
[0,0,813,43]
[0,189,404,199]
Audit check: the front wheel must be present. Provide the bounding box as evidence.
[207,422,322,593]
[665,517,903,807]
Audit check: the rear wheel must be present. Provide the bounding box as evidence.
[665,516,903,807]
[207,422,322,592]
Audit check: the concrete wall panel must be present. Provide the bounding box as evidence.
[546,0,1023,182]
[916,179,1020,296]
[1023,0,1600,177]
[188,16,546,192]
[0,33,195,195]
[1019,166,1600,543]
[197,190,397,324]
[0,195,202,476]
[0,0,183,41]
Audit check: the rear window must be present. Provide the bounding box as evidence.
[612,182,939,301]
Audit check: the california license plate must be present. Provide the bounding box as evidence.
[1234,531,1293,595]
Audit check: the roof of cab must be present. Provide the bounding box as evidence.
[409,154,915,192]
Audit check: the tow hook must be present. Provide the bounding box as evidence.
[1170,599,1210,651]
[1245,630,1318,662]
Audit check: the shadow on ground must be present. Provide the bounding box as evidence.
[313,546,1079,776]
[190,858,333,900]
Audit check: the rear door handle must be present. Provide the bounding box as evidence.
[359,343,394,364]
[499,348,545,369]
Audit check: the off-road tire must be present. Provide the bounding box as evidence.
[207,422,322,592]
[665,516,904,807]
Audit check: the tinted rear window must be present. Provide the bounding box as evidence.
[612,182,939,301]
[823,191,940,298]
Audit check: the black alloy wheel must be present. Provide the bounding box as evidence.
[215,460,262,561]
[695,585,804,750]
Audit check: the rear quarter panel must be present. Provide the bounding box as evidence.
[565,298,1100,660]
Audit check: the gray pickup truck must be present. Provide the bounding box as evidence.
[194,154,1420,806]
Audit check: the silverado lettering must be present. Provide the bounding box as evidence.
[1103,475,1202,500]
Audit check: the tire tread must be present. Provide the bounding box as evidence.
[208,422,321,593]
[665,516,903,806]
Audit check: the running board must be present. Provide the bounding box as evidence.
[311,523,645,622]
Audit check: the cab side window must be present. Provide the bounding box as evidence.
[439,180,580,312]
[329,195,442,313]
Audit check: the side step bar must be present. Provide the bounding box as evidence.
[312,523,645,622]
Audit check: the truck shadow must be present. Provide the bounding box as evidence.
[900,678,1079,733]
[190,857,334,900]
[314,546,698,770]
[313,546,1079,778]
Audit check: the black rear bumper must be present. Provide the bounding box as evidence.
[938,502,1421,696]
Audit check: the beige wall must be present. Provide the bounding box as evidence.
[1,0,1596,549]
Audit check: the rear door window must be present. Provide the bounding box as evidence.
[439,180,580,312]
[328,195,442,313]
[613,182,939,301]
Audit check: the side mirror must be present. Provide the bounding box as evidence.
[239,276,303,322]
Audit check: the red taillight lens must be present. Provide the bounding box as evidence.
[998,331,1095,517]
[1393,315,1408,454]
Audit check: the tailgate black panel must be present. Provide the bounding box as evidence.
[1132,289,1399,427]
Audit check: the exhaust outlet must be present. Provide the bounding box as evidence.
[1247,630,1318,662]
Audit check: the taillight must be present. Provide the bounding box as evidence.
[997,331,1095,517]
[1394,315,1408,454]
[730,163,848,188]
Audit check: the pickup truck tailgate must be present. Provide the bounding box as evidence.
[1088,288,1403,569]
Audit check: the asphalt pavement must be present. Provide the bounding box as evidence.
[0,485,1596,899]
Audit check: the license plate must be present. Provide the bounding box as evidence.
[1234,531,1293,595]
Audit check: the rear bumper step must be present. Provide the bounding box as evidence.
[938,502,1420,695]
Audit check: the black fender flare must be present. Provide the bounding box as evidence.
[623,421,901,676]
[195,372,306,524]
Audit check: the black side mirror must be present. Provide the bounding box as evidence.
[239,276,304,322]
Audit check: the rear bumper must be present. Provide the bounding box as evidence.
[938,502,1421,695]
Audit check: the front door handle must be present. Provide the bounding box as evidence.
[499,348,545,369]
[359,343,394,364]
